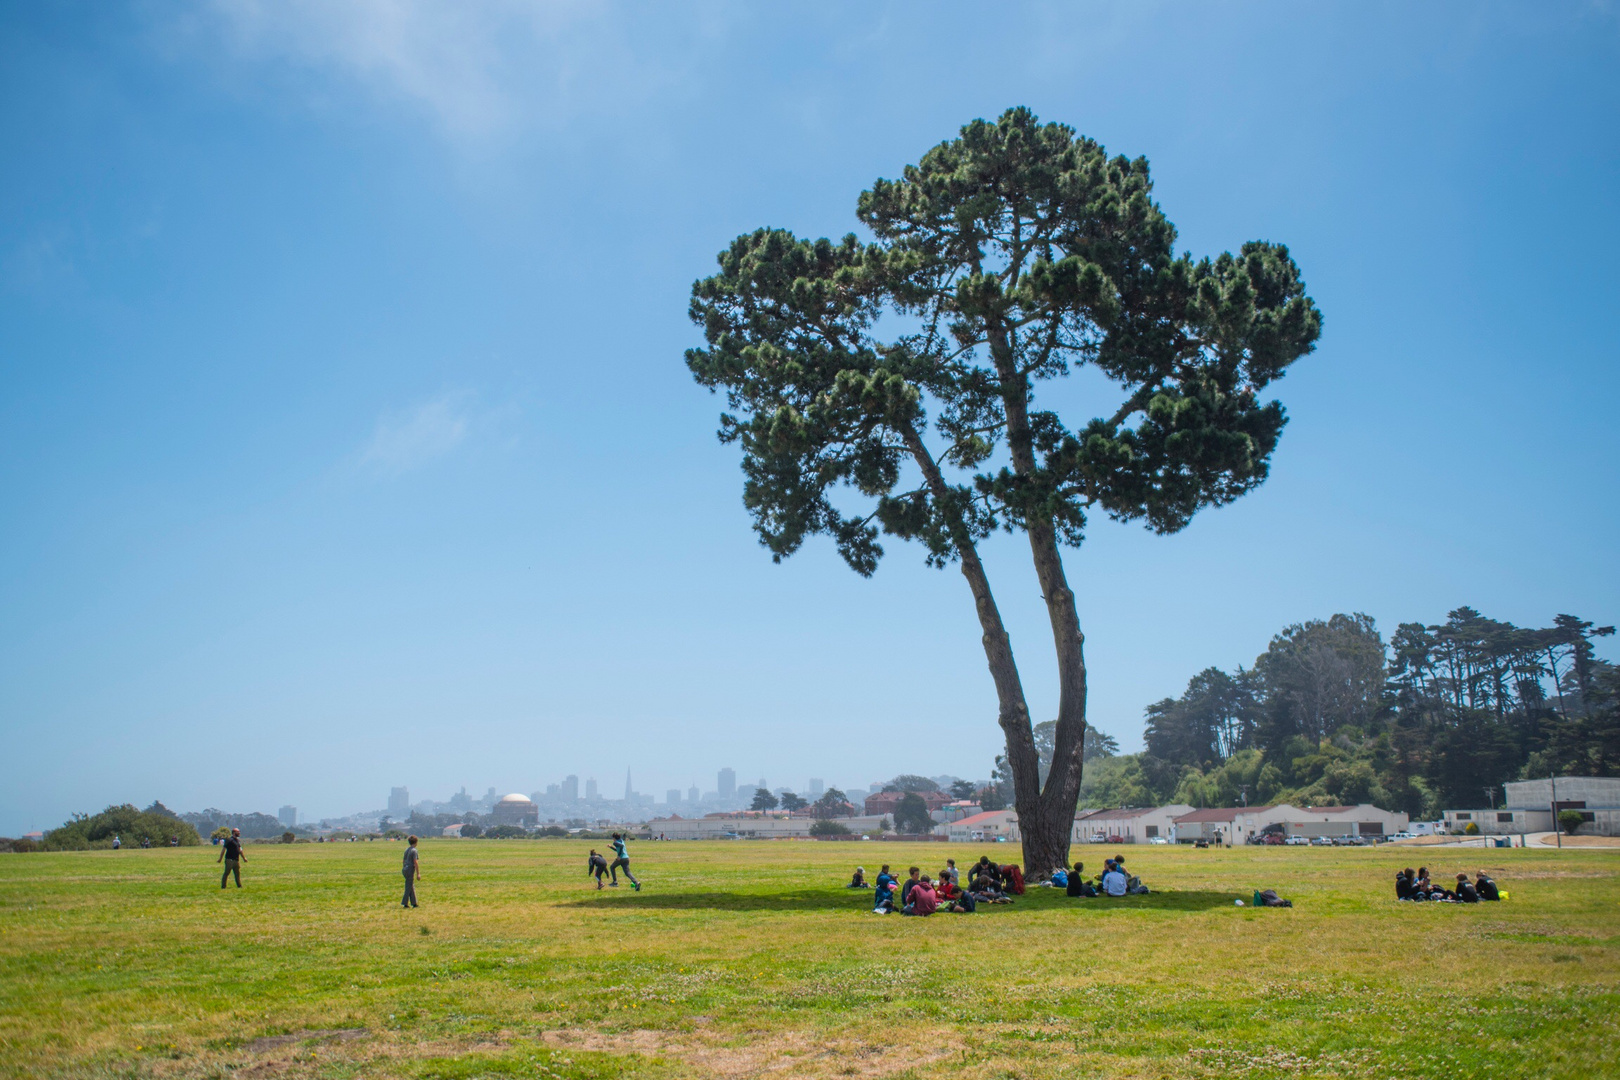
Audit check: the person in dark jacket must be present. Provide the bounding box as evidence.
[1067,862,1096,897]
[1455,873,1480,903]
[217,828,245,889]
[1396,868,1416,900]
[587,849,609,889]
[900,867,922,907]
[1476,872,1501,901]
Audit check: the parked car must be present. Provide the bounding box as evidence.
[1086,834,1108,844]
[1284,836,1309,846]
[1148,836,1169,845]
[1388,831,1414,841]
[1309,836,1332,846]
[1262,833,1286,845]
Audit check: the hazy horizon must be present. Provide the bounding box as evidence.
[3,3,1617,836]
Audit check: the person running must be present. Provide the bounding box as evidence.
[402,835,421,908]
[587,848,610,889]
[608,833,640,890]
[217,828,245,888]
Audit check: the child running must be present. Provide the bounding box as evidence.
[608,833,641,891]
[587,848,609,889]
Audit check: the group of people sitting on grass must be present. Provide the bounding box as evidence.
[1053,857,1150,898]
[1395,867,1501,903]
[855,858,1027,915]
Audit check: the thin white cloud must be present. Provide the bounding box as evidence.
[183,0,722,147]
[359,392,473,474]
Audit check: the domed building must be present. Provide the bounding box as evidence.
[491,793,538,829]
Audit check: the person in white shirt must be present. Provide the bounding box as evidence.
[1101,864,1127,897]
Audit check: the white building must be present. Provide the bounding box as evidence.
[1271,804,1409,839]
[1073,805,1194,844]
[1445,776,1620,837]
[942,810,1020,843]
[1171,806,1287,844]
[652,813,887,839]
[1171,803,1408,843]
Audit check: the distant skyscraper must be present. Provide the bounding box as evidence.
[667,788,682,804]
[586,777,598,800]
[562,775,580,801]
[757,778,768,793]
[688,785,700,803]
[624,768,634,801]
[388,787,409,815]
[546,783,560,797]
[278,805,297,827]
[718,768,736,800]
[808,778,824,798]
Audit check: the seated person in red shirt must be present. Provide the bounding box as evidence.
[903,875,938,916]
[936,872,976,913]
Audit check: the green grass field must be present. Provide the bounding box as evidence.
[1,840,1616,1080]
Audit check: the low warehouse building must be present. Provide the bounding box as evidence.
[1073,805,1194,844]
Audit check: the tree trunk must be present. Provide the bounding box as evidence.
[984,327,1088,878]
[900,428,1039,811]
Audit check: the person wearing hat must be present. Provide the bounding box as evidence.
[846,866,869,888]
[217,828,245,889]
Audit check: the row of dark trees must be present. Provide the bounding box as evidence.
[1078,608,1615,818]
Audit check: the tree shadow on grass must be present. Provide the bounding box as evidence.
[560,889,1242,914]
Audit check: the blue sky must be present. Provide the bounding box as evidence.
[2,2,1616,834]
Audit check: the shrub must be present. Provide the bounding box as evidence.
[281,832,295,844]
[1558,809,1586,835]
[1464,822,1479,835]
[539,825,568,837]
[482,825,528,840]
[459,824,483,839]
[2,837,37,853]
[809,819,852,837]
[211,826,232,841]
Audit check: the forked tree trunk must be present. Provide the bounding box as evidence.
[903,425,1083,876]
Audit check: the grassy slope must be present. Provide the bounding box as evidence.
[0,840,1615,1080]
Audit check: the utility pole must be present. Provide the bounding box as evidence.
[1551,775,1561,850]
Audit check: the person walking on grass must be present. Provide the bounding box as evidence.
[402,835,421,908]
[217,828,245,888]
[588,848,610,889]
[608,833,640,890]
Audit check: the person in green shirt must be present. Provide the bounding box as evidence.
[608,833,640,891]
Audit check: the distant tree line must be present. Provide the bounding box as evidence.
[39,802,201,850]
[1076,608,1616,818]
[181,807,286,839]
